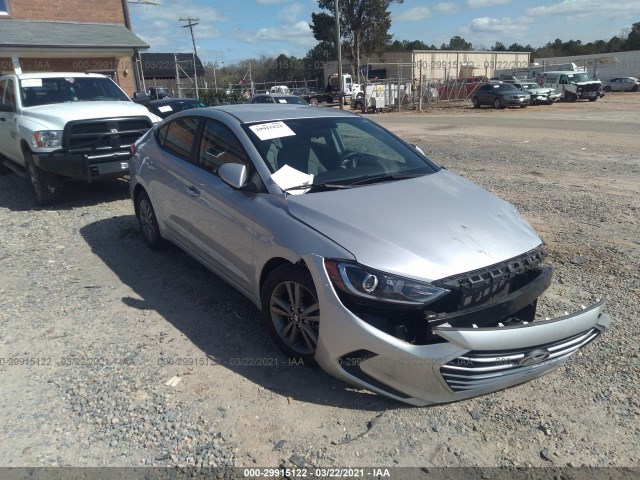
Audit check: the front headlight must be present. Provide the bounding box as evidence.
[32,131,63,148]
[325,260,449,305]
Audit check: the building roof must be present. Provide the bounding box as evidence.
[0,20,148,49]
[140,53,205,79]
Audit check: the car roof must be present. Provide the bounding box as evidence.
[10,72,108,79]
[150,98,201,105]
[210,104,358,123]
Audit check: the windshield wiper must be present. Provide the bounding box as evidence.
[283,182,352,193]
[348,172,426,186]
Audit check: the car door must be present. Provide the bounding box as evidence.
[478,84,492,104]
[0,78,22,163]
[183,117,257,291]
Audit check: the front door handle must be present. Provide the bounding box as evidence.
[186,185,200,197]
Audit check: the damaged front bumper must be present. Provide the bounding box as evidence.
[305,254,610,406]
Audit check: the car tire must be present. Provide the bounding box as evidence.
[632,85,638,92]
[493,97,502,109]
[24,148,60,206]
[136,190,165,249]
[354,100,364,111]
[309,97,319,106]
[565,92,577,102]
[261,264,320,365]
[472,97,480,108]
[604,86,611,92]
[589,97,598,102]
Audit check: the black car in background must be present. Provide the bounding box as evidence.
[472,83,530,109]
[144,98,207,119]
[246,93,309,105]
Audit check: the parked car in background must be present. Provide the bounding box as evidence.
[603,77,639,92]
[129,104,610,406]
[513,81,560,105]
[144,98,207,119]
[148,86,170,100]
[246,93,309,105]
[472,83,530,109]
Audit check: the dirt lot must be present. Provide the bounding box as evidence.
[0,93,638,470]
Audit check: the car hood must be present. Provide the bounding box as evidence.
[286,170,542,281]
[22,101,158,129]
[526,87,555,94]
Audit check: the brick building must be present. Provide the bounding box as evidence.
[0,0,148,94]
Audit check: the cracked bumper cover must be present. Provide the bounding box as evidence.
[35,150,130,182]
[304,254,611,406]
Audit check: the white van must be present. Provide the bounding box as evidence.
[269,85,290,94]
[538,71,603,102]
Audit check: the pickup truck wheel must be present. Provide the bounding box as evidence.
[309,97,319,106]
[24,149,60,206]
[136,190,165,249]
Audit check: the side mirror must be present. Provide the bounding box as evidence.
[0,103,15,113]
[219,162,248,189]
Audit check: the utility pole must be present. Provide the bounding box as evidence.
[179,17,200,99]
[335,0,343,110]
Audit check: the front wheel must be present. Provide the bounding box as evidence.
[309,97,319,106]
[589,97,598,102]
[261,265,320,364]
[604,86,611,92]
[493,97,502,109]
[24,149,60,205]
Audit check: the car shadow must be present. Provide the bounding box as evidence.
[79,214,401,411]
[0,169,130,211]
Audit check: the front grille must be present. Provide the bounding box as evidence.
[440,328,601,392]
[432,247,547,311]
[64,117,152,153]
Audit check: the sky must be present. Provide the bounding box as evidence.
[128,0,640,65]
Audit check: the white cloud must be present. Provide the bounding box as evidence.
[394,7,433,22]
[467,0,510,7]
[239,21,316,49]
[434,3,459,14]
[527,0,640,17]
[468,16,531,35]
[278,2,303,23]
[256,0,288,4]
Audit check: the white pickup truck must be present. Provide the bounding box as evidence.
[0,72,160,205]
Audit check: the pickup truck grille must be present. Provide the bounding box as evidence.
[64,117,152,153]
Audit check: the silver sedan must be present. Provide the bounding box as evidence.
[129,105,610,405]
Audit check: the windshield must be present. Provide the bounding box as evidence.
[243,117,440,191]
[567,72,591,83]
[20,77,130,107]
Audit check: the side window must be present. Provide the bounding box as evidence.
[160,116,199,161]
[198,119,249,173]
[0,80,5,103]
[559,75,568,84]
[4,79,15,107]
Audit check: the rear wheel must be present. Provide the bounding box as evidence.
[472,97,480,108]
[136,190,165,249]
[261,265,320,365]
[589,97,598,102]
[565,92,577,102]
[24,149,60,206]
[309,97,319,106]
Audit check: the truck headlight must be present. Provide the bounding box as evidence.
[32,131,63,148]
[325,260,449,305]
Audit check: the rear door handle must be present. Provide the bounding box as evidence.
[186,185,200,197]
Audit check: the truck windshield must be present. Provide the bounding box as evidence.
[567,73,591,83]
[20,77,130,107]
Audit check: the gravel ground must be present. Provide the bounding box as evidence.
[0,93,638,470]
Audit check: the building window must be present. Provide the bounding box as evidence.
[0,0,10,15]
